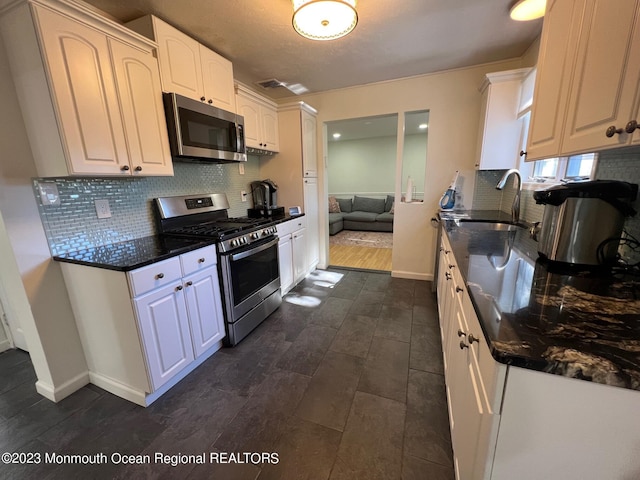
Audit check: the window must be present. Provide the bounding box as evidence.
[530,153,597,183]
[517,111,597,184]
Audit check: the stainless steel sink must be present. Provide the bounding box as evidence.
[456,221,526,232]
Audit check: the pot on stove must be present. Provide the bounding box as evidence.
[533,180,637,266]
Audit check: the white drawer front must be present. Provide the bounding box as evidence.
[277,217,306,237]
[180,245,217,276]
[128,257,182,297]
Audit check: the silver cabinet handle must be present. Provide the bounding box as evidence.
[155,273,164,279]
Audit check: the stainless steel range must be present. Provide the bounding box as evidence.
[155,193,281,346]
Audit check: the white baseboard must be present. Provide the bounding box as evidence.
[35,370,90,402]
[90,340,224,407]
[392,270,433,281]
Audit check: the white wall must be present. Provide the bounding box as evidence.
[292,57,526,279]
[0,35,88,401]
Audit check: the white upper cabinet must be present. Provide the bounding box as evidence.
[200,45,236,114]
[475,68,531,170]
[127,15,236,113]
[0,0,173,177]
[110,39,173,176]
[236,84,280,152]
[302,109,317,177]
[527,0,640,160]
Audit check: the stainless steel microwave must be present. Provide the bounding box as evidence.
[163,92,247,163]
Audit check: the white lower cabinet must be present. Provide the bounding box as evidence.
[276,217,308,294]
[134,282,194,391]
[183,267,225,357]
[60,244,224,406]
[437,229,640,479]
[277,234,294,294]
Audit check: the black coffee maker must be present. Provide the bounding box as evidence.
[248,179,284,218]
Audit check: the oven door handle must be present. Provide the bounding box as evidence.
[229,236,278,261]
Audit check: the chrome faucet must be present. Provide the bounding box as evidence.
[496,169,522,224]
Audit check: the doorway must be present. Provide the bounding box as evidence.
[325,111,430,272]
[326,114,397,271]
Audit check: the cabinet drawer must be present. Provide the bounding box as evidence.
[277,217,306,237]
[128,257,182,297]
[180,245,217,276]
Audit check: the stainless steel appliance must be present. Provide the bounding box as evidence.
[155,193,281,346]
[248,179,284,218]
[533,180,637,266]
[163,92,247,163]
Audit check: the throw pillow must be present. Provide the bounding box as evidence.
[336,197,352,213]
[328,196,341,213]
[385,195,395,212]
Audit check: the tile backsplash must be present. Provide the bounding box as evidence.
[35,158,262,255]
[473,146,640,263]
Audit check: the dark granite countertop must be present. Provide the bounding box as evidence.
[440,210,640,391]
[53,235,214,272]
[52,215,305,272]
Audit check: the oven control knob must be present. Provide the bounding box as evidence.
[231,239,238,248]
[251,232,260,240]
[241,236,247,244]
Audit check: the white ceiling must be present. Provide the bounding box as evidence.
[83,0,542,100]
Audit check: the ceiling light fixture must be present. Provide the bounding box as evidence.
[292,0,358,41]
[509,0,546,21]
[332,133,341,139]
[418,124,428,130]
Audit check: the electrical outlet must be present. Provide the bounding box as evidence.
[241,190,247,202]
[239,164,245,175]
[95,199,112,219]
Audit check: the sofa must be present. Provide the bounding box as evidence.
[329,195,394,235]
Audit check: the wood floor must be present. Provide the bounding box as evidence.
[329,244,392,271]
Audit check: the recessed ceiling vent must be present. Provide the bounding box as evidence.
[256,79,309,95]
[257,78,287,89]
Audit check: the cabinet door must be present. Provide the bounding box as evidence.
[34,6,129,175]
[561,0,640,154]
[526,0,583,161]
[303,178,319,271]
[302,109,317,177]
[135,283,194,391]
[109,39,173,176]
[278,234,294,293]
[261,105,280,152]
[476,72,528,170]
[183,267,225,358]
[236,94,261,149]
[200,45,236,113]
[292,228,307,283]
[153,18,204,100]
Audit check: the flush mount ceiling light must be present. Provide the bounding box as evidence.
[292,0,358,41]
[510,0,546,21]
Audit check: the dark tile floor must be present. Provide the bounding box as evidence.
[0,268,454,480]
